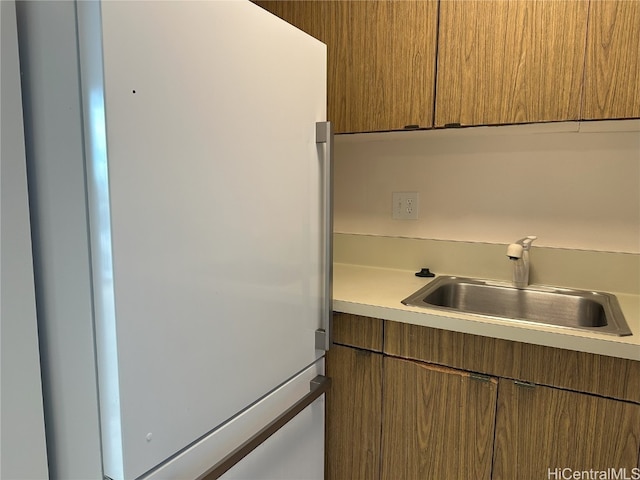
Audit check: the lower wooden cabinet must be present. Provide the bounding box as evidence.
[327,314,640,479]
[325,344,382,480]
[381,357,497,480]
[493,379,640,480]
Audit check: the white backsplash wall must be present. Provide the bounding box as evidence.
[333,121,640,253]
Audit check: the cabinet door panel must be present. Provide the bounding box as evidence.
[253,1,349,134]
[384,320,640,403]
[255,1,438,133]
[325,345,382,480]
[493,379,640,479]
[583,0,640,119]
[381,358,497,480]
[347,0,438,132]
[436,0,588,126]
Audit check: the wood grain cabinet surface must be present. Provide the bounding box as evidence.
[328,314,640,478]
[255,0,638,132]
[493,379,640,479]
[435,0,589,126]
[344,0,438,133]
[384,320,640,403]
[252,1,349,133]
[381,358,497,480]
[253,0,438,134]
[582,0,640,120]
[331,312,383,352]
[325,344,382,480]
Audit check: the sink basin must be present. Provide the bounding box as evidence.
[402,276,632,336]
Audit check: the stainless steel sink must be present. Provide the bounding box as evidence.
[402,276,632,336]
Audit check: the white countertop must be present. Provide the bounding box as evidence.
[333,263,640,361]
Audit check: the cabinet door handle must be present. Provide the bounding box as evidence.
[514,380,536,389]
[470,373,492,382]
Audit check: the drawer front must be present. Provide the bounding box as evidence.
[385,320,640,403]
[332,313,383,352]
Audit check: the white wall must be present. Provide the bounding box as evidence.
[0,1,49,478]
[334,121,640,253]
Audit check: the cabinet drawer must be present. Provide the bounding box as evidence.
[385,320,640,403]
[332,313,383,352]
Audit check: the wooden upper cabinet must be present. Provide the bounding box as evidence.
[435,0,589,126]
[347,1,438,133]
[583,0,640,120]
[255,0,637,131]
[253,1,438,134]
[252,1,349,132]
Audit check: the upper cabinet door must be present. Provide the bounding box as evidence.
[435,0,589,127]
[252,1,349,133]
[255,1,438,134]
[582,0,640,120]
[346,0,438,133]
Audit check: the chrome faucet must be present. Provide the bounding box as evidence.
[506,236,537,288]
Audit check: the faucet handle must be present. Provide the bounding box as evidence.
[507,235,537,259]
[521,236,537,250]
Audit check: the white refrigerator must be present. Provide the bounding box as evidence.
[16,1,331,479]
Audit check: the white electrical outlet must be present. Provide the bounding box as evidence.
[392,192,419,220]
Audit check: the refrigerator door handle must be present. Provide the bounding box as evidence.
[315,121,333,352]
[197,375,331,480]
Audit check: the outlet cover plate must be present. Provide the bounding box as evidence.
[392,192,418,220]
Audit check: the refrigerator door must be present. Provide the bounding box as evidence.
[21,1,327,479]
[86,2,327,478]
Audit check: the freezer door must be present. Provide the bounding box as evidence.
[219,363,325,480]
[80,1,327,479]
[140,360,326,480]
